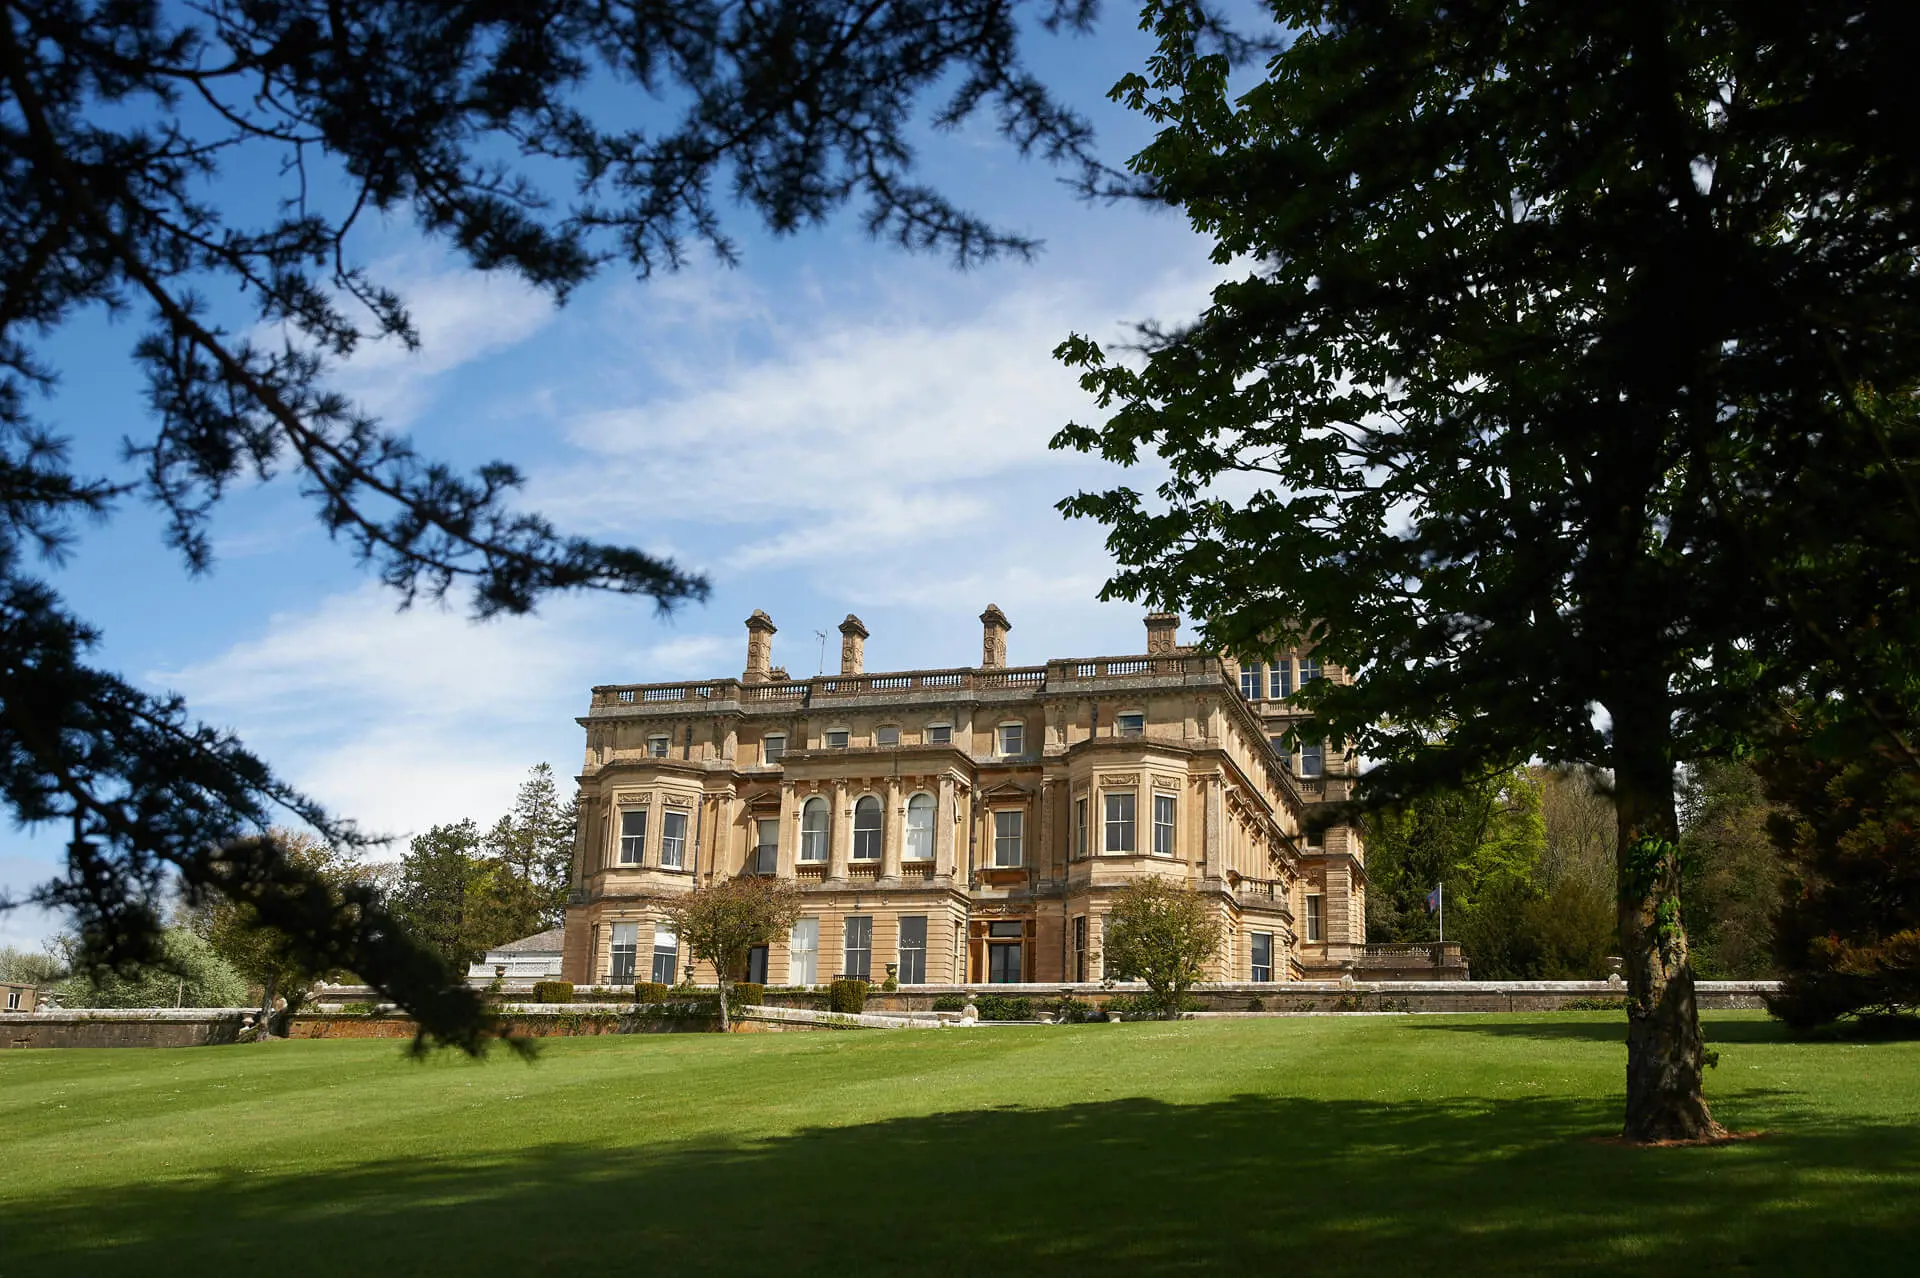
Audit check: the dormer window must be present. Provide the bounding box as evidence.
[876,725,900,746]
[762,733,786,763]
[825,729,850,749]
[1116,712,1145,738]
[647,734,669,758]
[997,722,1024,757]
[928,724,952,745]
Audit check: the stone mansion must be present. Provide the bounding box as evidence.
[561,607,1369,989]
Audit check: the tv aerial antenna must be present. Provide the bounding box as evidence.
[813,629,828,675]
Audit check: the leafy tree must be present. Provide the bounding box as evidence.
[1678,761,1782,979]
[56,925,247,1008]
[0,942,64,985]
[1102,878,1221,1019]
[0,0,1109,1051]
[661,876,803,1030]
[1538,767,1618,903]
[1761,706,1920,1027]
[205,829,367,1033]
[391,821,492,971]
[1054,2,1919,1139]
[483,764,578,933]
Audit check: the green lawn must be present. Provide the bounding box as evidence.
[1,1014,1915,1276]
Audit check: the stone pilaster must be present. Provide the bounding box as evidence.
[880,775,903,883]
[827,779,850,882]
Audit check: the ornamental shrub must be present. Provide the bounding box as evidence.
[829,978,869,1014]
[532,981,574,1004]
[930,994,967,1011]
[974,994,1034,1021]
[729,982,766,1009]
[1051,995,1099,1023]
[634,981,672,1004]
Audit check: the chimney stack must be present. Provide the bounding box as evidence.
[1145,612,1180,656]
[743,610,776,684]
[838,614,869,675]
[980,604,1011,669]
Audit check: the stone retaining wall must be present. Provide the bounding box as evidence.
[1,1008,253,1049]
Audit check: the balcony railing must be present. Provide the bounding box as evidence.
[1354,943,1467,970]
[590,652,1220,709]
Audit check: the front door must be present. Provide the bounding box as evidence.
[747,945,769,985]
[988,942,1022,983]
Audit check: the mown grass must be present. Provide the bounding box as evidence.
[1,1013,1915,1276]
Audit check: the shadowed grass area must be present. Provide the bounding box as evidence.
[1,1013,1915,1275]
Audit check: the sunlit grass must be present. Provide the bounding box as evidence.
[2,1013,1915,1275]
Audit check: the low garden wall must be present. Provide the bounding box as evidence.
[1,1008,255,1049]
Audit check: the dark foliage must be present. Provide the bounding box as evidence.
[0,0,1109,1049]
[1052,0,1920,1138]
[531,980,573,1005]
[828,977,868,1014]
[634,980,672,1004]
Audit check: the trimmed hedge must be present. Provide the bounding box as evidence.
[634,981,672,1004]
[532,981,575,1004]
[930,994,967,1011]
[829,978,869,1014]
[726,982,766,1009]
[975,995,1035,1021]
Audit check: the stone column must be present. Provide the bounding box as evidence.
[776,783,797,877]
[935,774,957,881]
[1204,775,1225,882]
[880,775,903,884]
[827,779,850,882]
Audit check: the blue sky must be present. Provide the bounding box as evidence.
[1,11,1235,950]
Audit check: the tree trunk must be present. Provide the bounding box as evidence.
[1613,726,1722,1142]
[257,972,278,1041]
[717,978,731,1032]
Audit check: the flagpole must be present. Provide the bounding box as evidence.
[1438,881,1444,944]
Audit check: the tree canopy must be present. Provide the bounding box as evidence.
[0,0,1113,1049]
[661,874,802,1030]
[1054,1,1920,1139]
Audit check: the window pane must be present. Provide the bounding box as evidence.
[843,915,872,979]
[1270,664,1292,699]
[800,798,829,861]
[852,796,882,859]
[1153,793,1176,856]
[619,809,647,864]
[825,729,849,749]
[988,921,1024,938]
[905,794,934,859]
[1300,657,1322,686]
[1240,668,1259,700]
[876,725,900,746]
[1301,743,1325,777]
[998,723,1023,755]
[754,818,779,874]
[1305,896,1323,942]
[789,918,818,985]
[899,915,927,984]
[928,724,952,744]
[1074,797,1088,858]
[1105,792,1136,852]
[648,736,668,758]
[1118,712,1144,738]
[989,943,1021,983]
[610,921,638,984]
[993,810,1024,867]
[763,734,785,763]
[659,810,688,868]
[1251,932,1273,982]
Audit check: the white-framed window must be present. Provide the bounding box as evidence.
[1301,742,1325,777]
[1304,894,1324,943]
[753,818,779,874]
[993,810,1025,867]
[609,922,638,983]
[1240,666,1260,700]
[789,917,819,985]
[905,793,935,860]
[1251,931,1274,982]
[1074,795,1089,859]
[997,722,1024,756]
[876,725,900,746]
[1270,663,1292,699]
[852,795,882,860]
[7,989,20,1010]
[1117,711,1145,738]
[651,925,680,984]
[928,723,952,745]
[824,729,850,749]
[898,915,928,983]
[762,733,786,763]
[1152,793,1177,856]
[618,809,647,865]
[1299,656,1322,687]
[647,734,669,758]
[1270,734,1289,756]
[660,809,688,868]
[799,797,829,861]
[1073,915,1089,982]
[1104,792,1136,853]
[843,915,872,979]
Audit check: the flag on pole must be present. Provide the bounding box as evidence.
[1425,885,1442,913]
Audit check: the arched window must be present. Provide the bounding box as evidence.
[800,797,829,862]
[905,793,934,859]
[852,795,882,860]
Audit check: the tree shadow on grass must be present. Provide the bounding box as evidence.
[14,1092,1918,1276]
[1402,1018,1795,1045]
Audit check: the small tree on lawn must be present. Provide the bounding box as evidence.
[1103,879,1222,1020]
[205,830,364,1035]
[662,877,803,1031]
